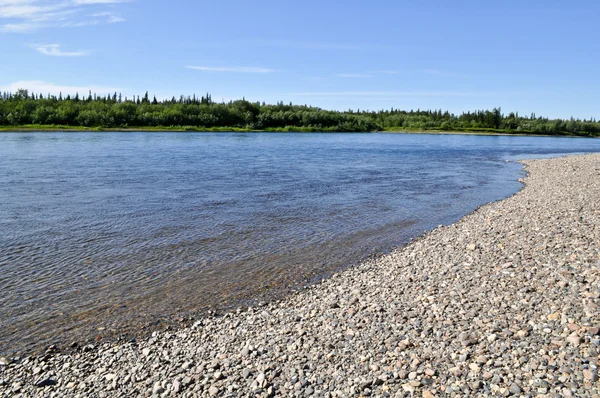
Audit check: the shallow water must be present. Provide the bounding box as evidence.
[2,132,600,355]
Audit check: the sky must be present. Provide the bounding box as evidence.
[1,0,599,119]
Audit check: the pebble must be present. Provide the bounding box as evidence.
[584,369,599,382]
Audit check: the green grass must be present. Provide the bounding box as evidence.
[1,124,597,137]
[0,124,377,133]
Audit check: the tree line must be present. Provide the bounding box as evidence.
[1,89,599,136]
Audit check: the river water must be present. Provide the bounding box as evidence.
[2,132,600,355]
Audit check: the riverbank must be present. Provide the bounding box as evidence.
[2,153,600,397]
[0,125,365,133]
[1,125,598,137]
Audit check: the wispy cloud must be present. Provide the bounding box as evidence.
[301,77,327,81]
[336,73,374,79]
[0,0,127,32]
[251,39,362,51]
[335,70,400,79]
[186,66,276,74]
[424,69,473,78]
[215,39,362,51]
[73,0,126,4]
[0,80,122,96]
[424,69,453,76]
[34,43,87,56]
[288,91,477,98]
[373,70,399,75]
[89,11,124,22]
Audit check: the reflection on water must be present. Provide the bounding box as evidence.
[1,132,600,355]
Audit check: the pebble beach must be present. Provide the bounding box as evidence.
[1,153,600,397]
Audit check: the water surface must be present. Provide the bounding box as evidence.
[1,132,600,355]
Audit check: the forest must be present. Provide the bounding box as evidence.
[1,89,599,136]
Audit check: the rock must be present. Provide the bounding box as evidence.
[173,379,182,393]
[208,385,219,396]
[422,390,435,398]
[181,376,193,386]
[255,373,266,388]
[34,378,57,388]
[547,313,561,321]
[509,384,522,395]
[566,334,582,346]
[516,330,529,338]
[469,363,480,372]
[152,382,164,394]
[466,243,477,251]
[402,383,415,393]
[0,357,11,366]
[587,327,600,336]
[583,369,599,382]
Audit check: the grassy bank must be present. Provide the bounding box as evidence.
[0,125,372,133]
[2,124,598,137]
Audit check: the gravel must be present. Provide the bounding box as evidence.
[1,153,600,397]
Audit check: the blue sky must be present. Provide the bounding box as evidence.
[1,0,599,119]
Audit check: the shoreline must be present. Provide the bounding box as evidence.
[2,153,600,396]
[0,125,598,138]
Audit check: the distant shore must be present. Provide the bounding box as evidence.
[2,153,599,396]
[0,124,596,138]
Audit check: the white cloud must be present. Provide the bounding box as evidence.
[424,69,453,76]
[241,39,362,51]
[288,91,476,98]
[34,43,87,56]
[1,21,40,31]
[374,70,399,75]
[73,0,126,3]
[0,80,122,96]
[0,0,127,32]
[335,71,399,79]
[0,0,38,4]
[107,14,124,22]
[336,73,374,78]
[186,66,275,74]
[424,69,473,78]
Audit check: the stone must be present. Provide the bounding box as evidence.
[566,334,582,346]
[152,382,164,394]
[509,384,522,395]
[34,378,57,388]
[547,313,561,321]
[469,363,480,372]
[402,383,415,393]
[422,390,435,398]
[255,373,266,387]
[173,379,182,393]
[586,327,600,336]
[583,369,598,382]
